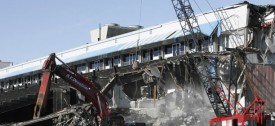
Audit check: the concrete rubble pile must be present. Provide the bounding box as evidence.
[123,81,215,126]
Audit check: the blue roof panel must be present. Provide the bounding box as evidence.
[62,31,177,63]
[1,65,41,79]
[55,22,218,64]
[169,21,219,39]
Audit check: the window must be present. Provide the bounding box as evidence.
[105,58,112,66]
[143,50,152,62]
[173,43,181,56]
[113,56,121,66]
[123,53,136,65]
[76,64,86,73]
[130,53,136,64]
[90,60,104,71]
[202,40,209,51]
[90,61,97,70]
[27,76,31,82]
[124,55,130,65]
[142,50,150,62]
[190,42,196,50]
[18,78,22,83]
[165,45,172,54]
[1,82,4,88]
[181,42,185,52]
[105,58,112,69]
[99,60,104,70]
[153,47,160,57]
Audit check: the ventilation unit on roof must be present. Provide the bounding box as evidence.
[90,23,143,42]
[128,25,143,29]
[105,23,120,27]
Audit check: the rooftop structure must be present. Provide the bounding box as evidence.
[90,23,143,42]
[0,61,12,69]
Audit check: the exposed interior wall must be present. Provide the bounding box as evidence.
[246,64,275,112]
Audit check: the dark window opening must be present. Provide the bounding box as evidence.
[143,50,152,62]
[114,56,120,66]
[165,45,172,54]
[153,47,160,57]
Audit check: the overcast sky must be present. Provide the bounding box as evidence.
[0,0,274,64]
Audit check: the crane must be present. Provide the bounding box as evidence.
[171,0,272,125]
[171,0,230,117]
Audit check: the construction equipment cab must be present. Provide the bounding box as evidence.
[33,53,123,126]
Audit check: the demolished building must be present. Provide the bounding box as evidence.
[0,2,275,125]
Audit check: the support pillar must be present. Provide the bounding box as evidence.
[53,87,70,112]
[184,41,190,54]
[213,34,219,52]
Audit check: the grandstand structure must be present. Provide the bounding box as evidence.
[0,2,275,124]
[0,3,250,88]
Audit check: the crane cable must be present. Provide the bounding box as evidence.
[135,0,143,61]
[133,0,143,99]
[193,0,214,29]
[204,0,252,111]
[204,0,217,18]
[193,0,216,52]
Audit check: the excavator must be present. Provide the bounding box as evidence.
[28,53,123,126]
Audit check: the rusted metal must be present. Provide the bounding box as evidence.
[246,64,275,112]
[33,54,56,119]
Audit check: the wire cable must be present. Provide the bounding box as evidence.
[205,0,217,18]
[193,0,214,29]
[135,0,143,61]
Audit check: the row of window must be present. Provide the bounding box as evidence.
[74,43,186,73]
[1,74,41,91]
[1,41,211,90]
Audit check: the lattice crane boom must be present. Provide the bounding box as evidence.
[171,0,203,51]
[171,0,230,117]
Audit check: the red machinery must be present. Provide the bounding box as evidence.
[171,0,272,125]
[209,96,270,126]
[33,53,122,126]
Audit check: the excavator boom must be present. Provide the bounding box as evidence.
[33,53,110,125]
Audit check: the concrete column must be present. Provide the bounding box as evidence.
[85,62,89,73]
[160,46,164,59]
[213,35,219,52]
[153,84,157,107]
[120,54,123,66]
[0,82,3,93]
[53,87,70,112]
[185,64,189,83]
[184,41,190,54]
[244,27,248,47]
[244,7,250,47]
[137,50,142,62]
